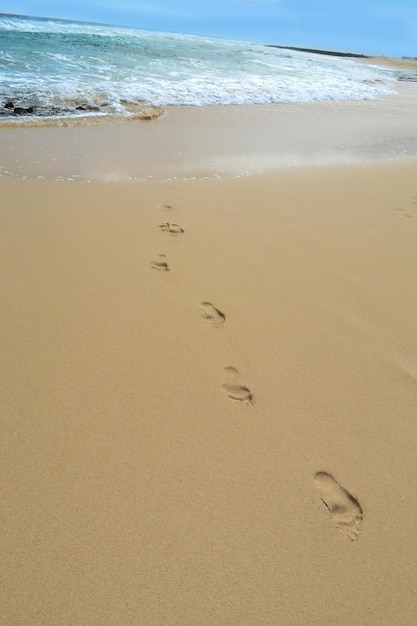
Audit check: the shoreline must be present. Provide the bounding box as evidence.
[1,82,417,183]
[1,45,414,131]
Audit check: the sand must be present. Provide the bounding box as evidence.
[1,84,417,624]
[2,84,417,182]
[363,56,417,71]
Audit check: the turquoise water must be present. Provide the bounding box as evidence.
[0,13,397,121]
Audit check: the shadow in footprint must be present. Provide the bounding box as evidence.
[222,366,254,405]
[150,254,170,272]
[200,302,225,326]
[314,471,363,541]
[159,223,185,235]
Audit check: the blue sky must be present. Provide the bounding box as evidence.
[1,0,416,57]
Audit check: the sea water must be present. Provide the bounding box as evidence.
[0,13,398,122]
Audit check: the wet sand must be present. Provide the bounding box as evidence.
[1,84,417,625]
[0,78,417,182]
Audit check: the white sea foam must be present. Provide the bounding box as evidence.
[0,13,399,120]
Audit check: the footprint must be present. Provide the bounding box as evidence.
[200,302,225,326]
[150,254,170,272]
[395,207,412,218]
[159,223,184,235]
[159,202,173,213]
[314,472,363,541]
[222,367,254,405]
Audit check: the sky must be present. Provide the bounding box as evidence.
[1,0,416,58]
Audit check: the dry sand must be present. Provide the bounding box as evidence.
[364,56,417,71]
[2,160,417,625]
[1,87,417,624]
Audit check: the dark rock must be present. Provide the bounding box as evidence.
[12,106,35,115]
[75,104,100,112]
[266,45,369,58]
[4,100,14,109]
[397,73,417,82]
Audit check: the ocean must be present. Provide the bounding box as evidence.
[0,13,398,123]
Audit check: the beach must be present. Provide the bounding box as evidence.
[1,61,417,624]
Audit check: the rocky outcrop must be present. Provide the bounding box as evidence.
[1,97,164,121]
[1,100,35,115]
[397,73,417,82]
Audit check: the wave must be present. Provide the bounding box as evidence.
[0,13,398,122]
